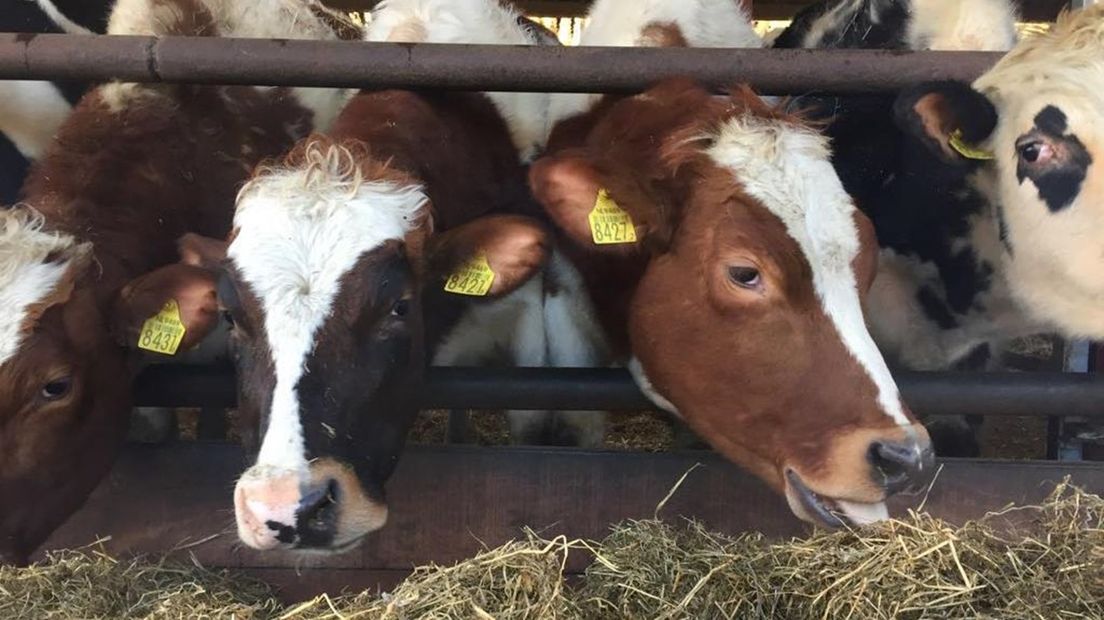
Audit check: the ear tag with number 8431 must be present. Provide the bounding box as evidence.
[137,299,187,355]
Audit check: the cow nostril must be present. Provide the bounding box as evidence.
[868,440,934,494]
[297,479,338,532]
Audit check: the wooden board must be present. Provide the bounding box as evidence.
[40,443,1104,601]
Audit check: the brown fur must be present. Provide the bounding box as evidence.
[532,78,926,515]
[0,13,319,562]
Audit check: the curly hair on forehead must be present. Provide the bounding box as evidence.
[0,206,78,285]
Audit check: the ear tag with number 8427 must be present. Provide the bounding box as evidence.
[444,254,496,296]
[588,189,637,245]
[137,299,187,355]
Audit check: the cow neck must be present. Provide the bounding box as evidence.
[329,90,531,234]
[22,85,309,306]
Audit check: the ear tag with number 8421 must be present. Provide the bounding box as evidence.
[137,299,187,355]
[444,254,496,296]
[588,189,637,245]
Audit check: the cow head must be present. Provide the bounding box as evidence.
[530,80,933,527]
[895,7,1104,338]
[0,207,218,565]
[183,138,548,553]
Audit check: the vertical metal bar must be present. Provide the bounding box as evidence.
[447,409,470,444]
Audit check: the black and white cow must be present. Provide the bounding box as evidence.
[774,0,1023,456]
[1,0,112,204]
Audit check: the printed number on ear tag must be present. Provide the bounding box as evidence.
[137,299,187,355]
[588,189,637,245]
[444,254,495,296]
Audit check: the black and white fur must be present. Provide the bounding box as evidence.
[1,0,112,205]
[774,0,1022,456]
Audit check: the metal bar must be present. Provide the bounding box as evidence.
[317,0,1072,21]
[0,33,1002,94]
[133,365,1104,418]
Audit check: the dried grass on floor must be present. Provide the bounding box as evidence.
[4,483,1100,620]
[285,536,579,620]
[578,481,1104,620]
[0,549,280,619]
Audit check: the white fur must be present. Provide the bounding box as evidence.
[367,0,550,162]
[0,81,72,159]
[0,208,81,366]
[795,0,875,48]
[970,6,1104,339]
[228,144,426,470]
[32,0,95,35]
[907,0,1018,51]
[628,357,679,416]
[547,0,762,134]
[794,0,1017,51]
[433,250,610,446]
[105,0,351,128]
[707,115,910,426]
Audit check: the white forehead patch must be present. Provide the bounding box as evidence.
[706,114,910,426]
[0,208,79,366]
[228,144,427,471]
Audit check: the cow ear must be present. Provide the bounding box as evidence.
[529,150,659,253]
[894,81,998,164]
[112,264,220,356]
[178,233,228,269]
[425,215,550,298]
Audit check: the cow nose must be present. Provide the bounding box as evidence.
[234,469,303,550]
[295,479,338,544]
[869,438,935,494]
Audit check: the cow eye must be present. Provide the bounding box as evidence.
[391,298,410,318]
[1016,138,1052,164]
[41,377,72,401]
[728,265,761,289]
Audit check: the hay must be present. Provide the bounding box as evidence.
[3,483,1101,620]
[578,481,1104,619]
[283,535,579,620]
[0,548,281,619]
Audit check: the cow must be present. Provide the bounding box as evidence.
[1,0,112,204]
[0,0,355,566]
[901,5,1104,342]
[167,0,590,554]
[516,2,933,529]
[896,5,1104,452]
[771,0,1027,456]
[366,0,613,448]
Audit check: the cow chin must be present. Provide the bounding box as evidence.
[233,458,388,554]
[783,469,889,529]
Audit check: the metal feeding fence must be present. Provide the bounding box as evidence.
[5,27,1104,597]
[2,32,1103,422]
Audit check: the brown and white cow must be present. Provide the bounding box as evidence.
[184,108,549,552]
[531,76,934,526]
[0,0,354,565]
[167,0,587,554]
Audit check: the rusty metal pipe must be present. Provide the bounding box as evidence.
[0,33,1003,94]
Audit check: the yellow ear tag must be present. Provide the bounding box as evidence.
[949,129,995,161]
[137,299,187,355]
[443,254,495,296]
[588,189,637,245]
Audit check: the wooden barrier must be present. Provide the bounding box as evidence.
[40,443,1104,602]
